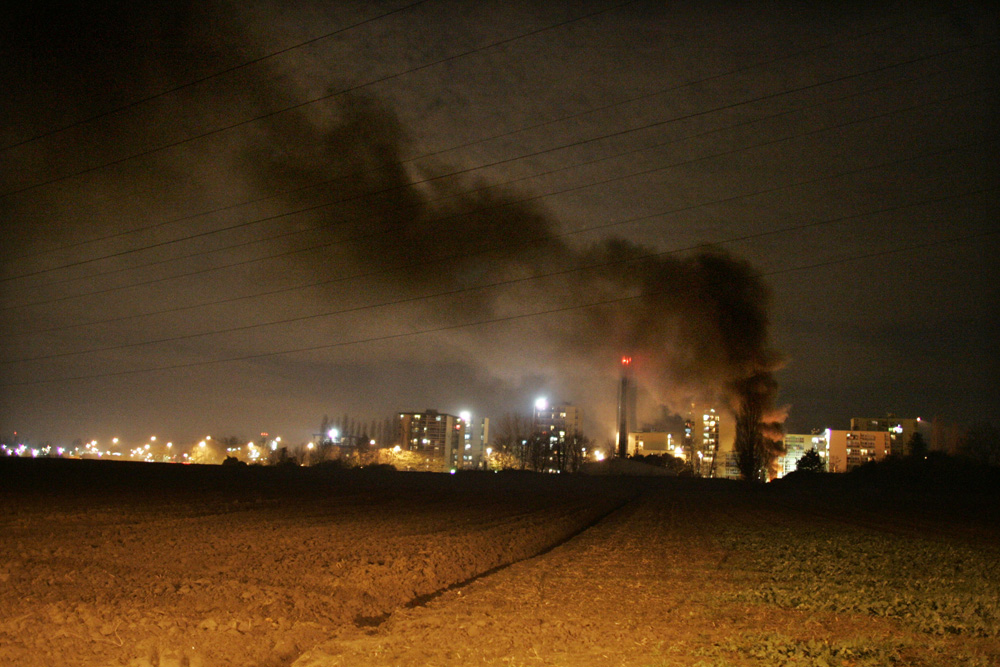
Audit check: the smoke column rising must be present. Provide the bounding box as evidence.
[239,90,786,438]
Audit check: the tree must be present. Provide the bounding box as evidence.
[907,432,928,459]
[356,433,377,466]
[630,453,690,475]
[558,431,592,472]
[730,372,785,482]
[796,448,825,473]
[492,412,533,470]
[319,415,331,443]
[526,432,549,472]
[734,407,767,482]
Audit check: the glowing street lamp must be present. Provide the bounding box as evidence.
[534,397,548,412]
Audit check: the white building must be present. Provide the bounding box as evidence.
[458,414,490,470]
[777,431,830,477]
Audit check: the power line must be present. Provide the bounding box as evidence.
[6,184,993,364]
[6,12,988,272]
[12,53,939,284]
[7,138,993,335]
[0,0,434,152]
[3,228,993,387]
[0,1,637,199]
[4,81,994,311]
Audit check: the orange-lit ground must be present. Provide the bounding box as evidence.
[1,460,998,666]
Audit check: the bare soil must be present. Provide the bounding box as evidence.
[2,459,998,666]
[293,484,1000,666]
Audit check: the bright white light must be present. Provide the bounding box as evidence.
[674,446,684,458]
[112,438,119,444]
[393,445,401,453]
[534,397,548,411]
[166,442,172,448]
[459,410,471,423]
[594,450,605,461]
[328,429,339,440]
[307,443,314,450]
[150,436,156,442]
[199,441,206,448]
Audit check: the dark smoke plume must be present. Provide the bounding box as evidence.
[239,90,786,446]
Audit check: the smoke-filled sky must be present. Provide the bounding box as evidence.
[1,0,997,447]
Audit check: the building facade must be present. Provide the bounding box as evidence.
[459,416,490,470]
[827,430,892,472]
[777,431,831,477]
[532,401,582,443]
[850,416,921,457]
[628,431,674,457]
[531,400,583,472]
[701,409,720,477]
[396,409,465,472]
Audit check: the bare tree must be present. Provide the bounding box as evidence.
[561,431,592,472]
[492,412,533,470]
[526,432,549,472]
[731,372,784,482]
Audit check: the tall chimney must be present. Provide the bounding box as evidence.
[617,356,631,458]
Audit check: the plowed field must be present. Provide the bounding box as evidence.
[2,459,998,666]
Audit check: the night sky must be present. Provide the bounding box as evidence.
[1,1,997,448]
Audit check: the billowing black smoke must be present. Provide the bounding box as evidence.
[239,91,785,456]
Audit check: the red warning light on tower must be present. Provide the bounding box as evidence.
[621,356,632,366]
